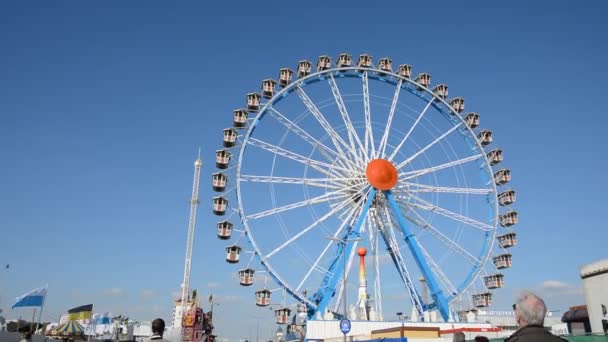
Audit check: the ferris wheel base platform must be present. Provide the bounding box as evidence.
[305,320,504,342]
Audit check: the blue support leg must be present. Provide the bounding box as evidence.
[385,190,451,322]
[312,188,377,319]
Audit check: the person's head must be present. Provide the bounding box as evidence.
[453,331,465,342]
[151,318,165,336]
[474,336,490,342]
[514,290,547,327]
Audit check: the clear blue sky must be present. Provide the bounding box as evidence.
[1,1,607,340]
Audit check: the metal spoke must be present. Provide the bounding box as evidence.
[245,186,353,221]
[396,203,481,265]
[248,138,351,177]
[264,196,354,259]
[401,193,493,231]
[378,79,402,159]
[387,98,435,162]
[395,123,463,171]
[398,182,493,195]
[295,203,360,292]
[362,71,375,159]
[327,74,367,162]
[399,154,483,181]
[240,174,359,189]
[296,85,361,163]
[267,106,359,170]
[415,240,459,295]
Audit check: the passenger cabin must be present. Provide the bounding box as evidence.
[357,54,373,68]
[223,128,238,148]
[497,232,517,248]
[297,60,312,78]
[216,149,231,169]
[415,73,431,89]
[212,172,227,192]
[464,112,480,128]
[233,109,248,128]
[217,220,233,240]
[477,130,493,146]
[262,79,276,99]
[473,293,493,307]
[212,196,228,216]
[316,55,331,71]
[377,57,393,73]
[494,169,511,186]
[255,289,271,307]
[397,64,412,78]
[433,84,449,99]
[225,245,242,263]
[247,93,261,112]
[486,149,503,165]
[275,308,292,324]
[484,274,504,289]
[499,211,518,227]
[279,68,293,87]
[498,190,516,206]
[493,253,512,269]
[337,53,352,67]
[449,97,465,113]
[239,268,255,286]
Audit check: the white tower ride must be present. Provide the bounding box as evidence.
[177,150,203,328]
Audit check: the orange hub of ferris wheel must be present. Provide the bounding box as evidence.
[365,159,398,190]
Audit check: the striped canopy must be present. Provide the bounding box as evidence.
[50,320,85,336]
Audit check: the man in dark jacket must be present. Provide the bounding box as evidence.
[505,291,566,342]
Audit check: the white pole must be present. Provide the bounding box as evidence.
[36,284,48,328]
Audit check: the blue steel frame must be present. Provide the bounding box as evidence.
[311,188,377,318]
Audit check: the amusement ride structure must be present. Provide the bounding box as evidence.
[211,53,518,325]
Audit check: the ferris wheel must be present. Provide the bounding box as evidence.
[211,53,518,323]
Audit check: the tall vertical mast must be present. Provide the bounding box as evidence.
[180,149,203,322]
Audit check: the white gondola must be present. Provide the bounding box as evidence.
[449,97,465,113]
[255,289,271,307]
[239,268,255,286]
[225,245,241,263]
[215,149,231,169]
[494,169,511,186]
[212,196,228,215]
[247,93,261,112]
[316,55,331,71]
[217,220,232,240]
[499,211,518,227]
[262,79,276,99]
[397,64,412,78]
[433,84,448,99]
[212,172,227,192]
[498,190,516,206]
[275,308,292,324]
[377,57,393,73]
[477,130,493,146]
[484,274,505,289]
[297,60,312,79]
[223,128,238,148]
[233,109,248,128]
[493,253,512,269]
[357,54,373,68]
[497,232,517,248]
[464,112,480,128]
[486,149,503,165]
[279,68,293,87]
[297,303,307,313]
[415,73,431,89]
[337,53,352,68]
[473,293,493,307]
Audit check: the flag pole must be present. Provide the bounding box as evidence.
[29,308,37,333]
[36,284,48,329]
